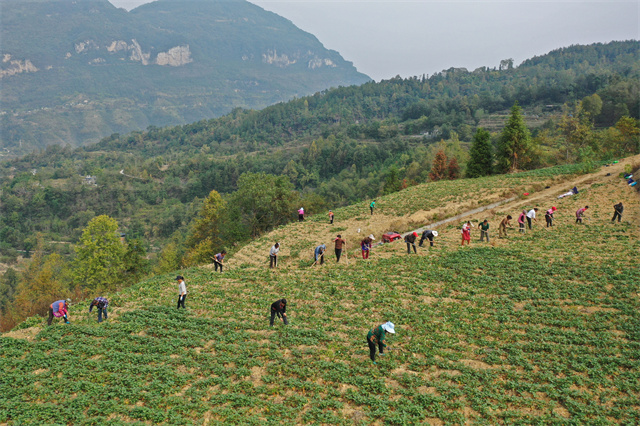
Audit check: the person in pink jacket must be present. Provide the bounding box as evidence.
[48,299,70,326]
[518,210,526,233]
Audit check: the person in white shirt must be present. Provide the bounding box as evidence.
[526,208,538,230]
[270,243,280,268]
[176,275,187,309]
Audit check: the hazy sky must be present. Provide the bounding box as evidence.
[109,0,639,81]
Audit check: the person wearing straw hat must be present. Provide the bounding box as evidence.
[479,219,490,242]
[419,229,438,247]
[48,299,70,326]
[89,297,109,323]
[176,276,187,309]
[545,207,557,227]
[269,298,288,326]
[404,231,418,254]
[367,321,395,364]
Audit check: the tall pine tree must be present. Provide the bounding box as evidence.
[496,102,534,173]
[467,128,493,178]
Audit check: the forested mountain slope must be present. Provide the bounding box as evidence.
[0,0,369,153]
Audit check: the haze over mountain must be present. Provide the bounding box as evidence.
[0,0,370,154]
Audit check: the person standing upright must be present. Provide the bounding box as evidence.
[334,235,346,263]
[479,219,490,242]
[270,243,280,268]
[89,297,109,323]
[369,200,376,215]
[526,208,538,230]
[461,221,473,246]
[298,207,305,222]
[518,210,526,233]
[329,210,334,224]
[612,203,623,223]
[176,276,187,309]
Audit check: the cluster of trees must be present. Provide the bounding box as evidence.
[0,215,149,331]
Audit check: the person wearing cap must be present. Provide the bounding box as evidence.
[269,298,288,326]
[367,321,395,364]
[213,250,226,272]
[176,276,187,309]
[298,207,305,222]
[269,243,280,268]
[361,236,372,259]
[612,202,623,223]
[89,297,109,323]
[499,215,513,238]
[526,208,538,230]
[404,231,418,254]
[419,229,438,247]
[576,206,589,224]
[545,207,557,227]
[314,244,326,265]
[334,235,346,263]
[48,299,70,326]
[461,221,473,246]
[328,210,334,224]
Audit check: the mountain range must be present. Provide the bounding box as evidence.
[0,0,370,154]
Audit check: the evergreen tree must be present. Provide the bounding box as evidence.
[496,102,534,173]
[466,128,493,178]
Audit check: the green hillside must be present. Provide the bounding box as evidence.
[0,0,369,153]
[2,157,638,424]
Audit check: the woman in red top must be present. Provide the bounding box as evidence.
[461,221,472,246]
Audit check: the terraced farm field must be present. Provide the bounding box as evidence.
[2,158,639,425]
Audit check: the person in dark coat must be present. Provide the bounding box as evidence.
[270,298,288,326]
[419,230,438,247]
[612,202,623,223]
[404,232,418,254]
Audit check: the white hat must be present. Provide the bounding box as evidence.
[382,321,395,334]
[432,231,438,237]
[369,234,375,240]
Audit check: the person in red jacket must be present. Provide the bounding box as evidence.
[48,299,70,326]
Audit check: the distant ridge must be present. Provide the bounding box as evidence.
[0,0,370,153]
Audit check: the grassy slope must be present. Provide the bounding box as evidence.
[1,157,639,425]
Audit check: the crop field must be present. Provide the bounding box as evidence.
[1,159,639,425]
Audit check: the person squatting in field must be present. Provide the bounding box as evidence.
[404,231,418,254]
[48,299,70,325]
[498,215,513,238]
[367,321,395,364]
[419,229,438,247]
[270,298,288,326]
[176,275,187,309]
[270,242,280,268]
[545,207,557,227]
[89,297,108,323]
[334,235,346,262]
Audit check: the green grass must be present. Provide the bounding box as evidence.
[1,167,639,425]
